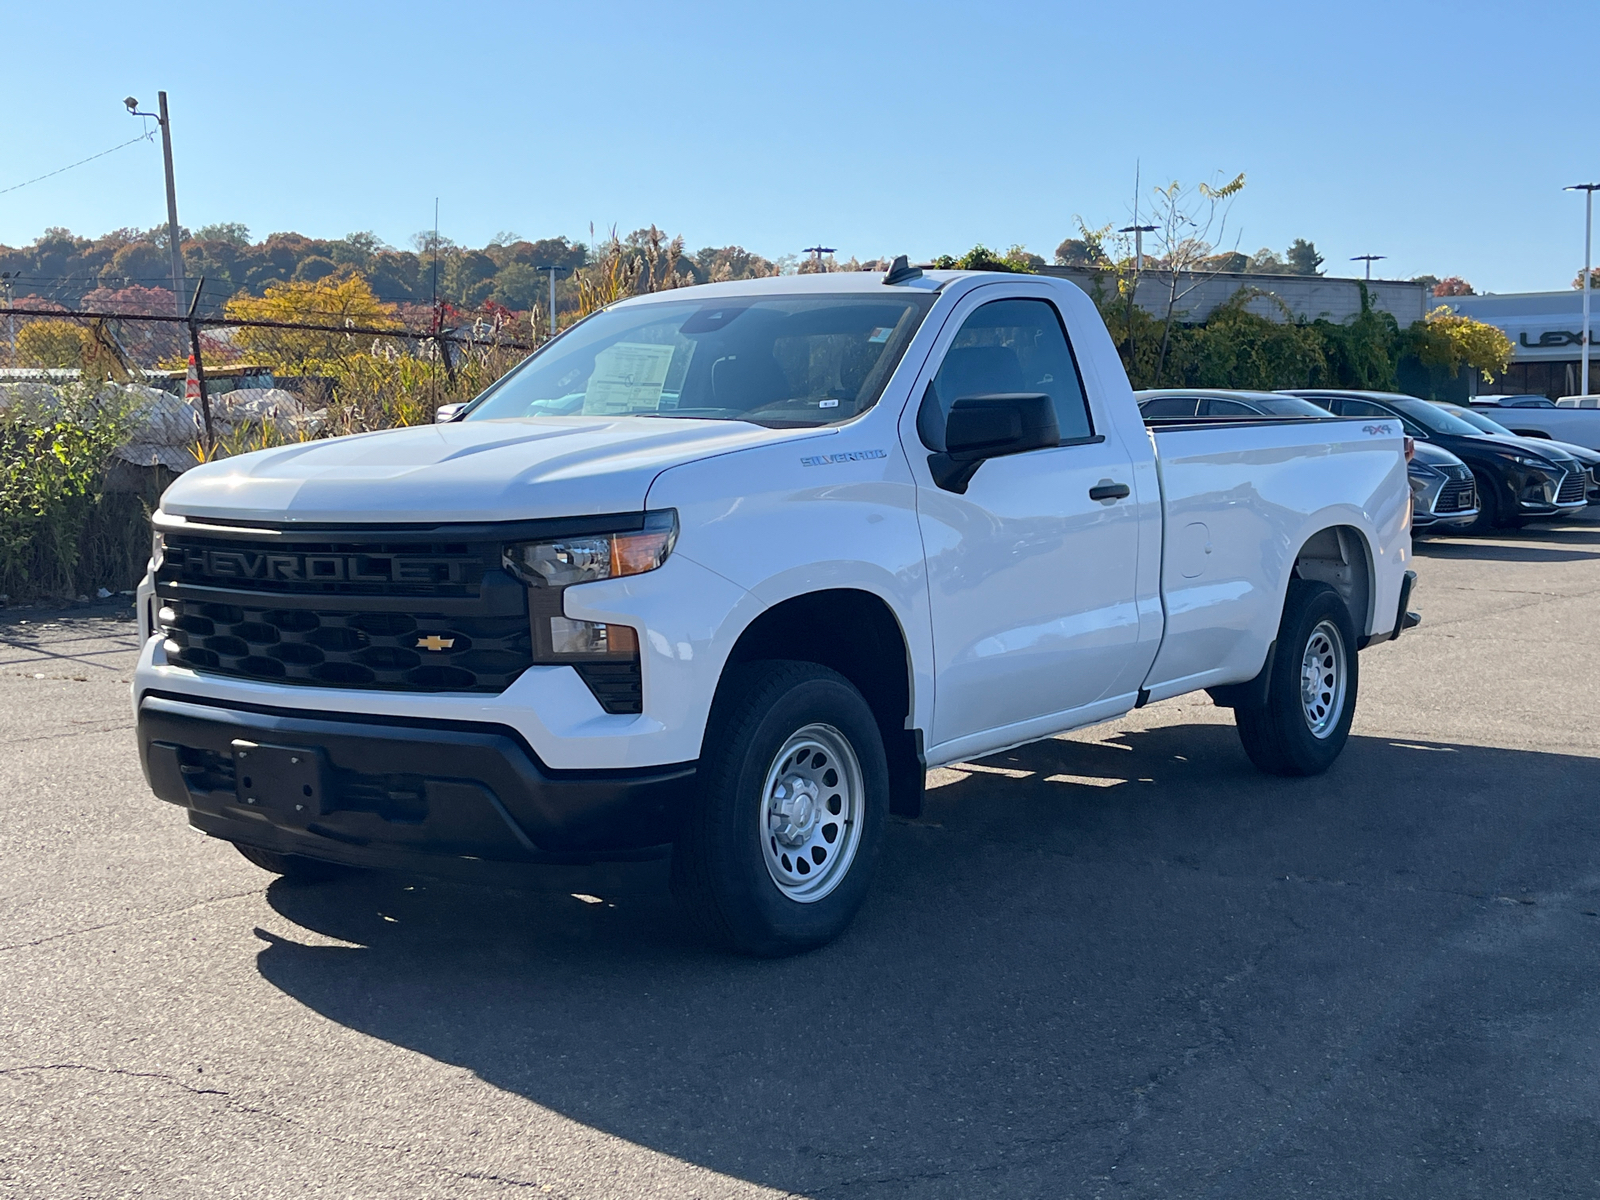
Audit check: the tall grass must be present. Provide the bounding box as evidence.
[0,385,152,601]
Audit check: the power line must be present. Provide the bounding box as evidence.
[0,132,155,197]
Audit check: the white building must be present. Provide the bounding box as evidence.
[1040,267,1430,326]
[1429,290,1596,399]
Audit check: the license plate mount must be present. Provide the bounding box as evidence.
[231,739,329,828]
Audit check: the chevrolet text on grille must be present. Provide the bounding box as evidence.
[192,550,470,584]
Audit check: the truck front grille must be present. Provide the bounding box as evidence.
[158,600,532,693]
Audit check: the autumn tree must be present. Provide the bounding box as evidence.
[1433,276,1474,297]
[225,273,399,369]
[15,319,87,368]
[1405,306,1512,381]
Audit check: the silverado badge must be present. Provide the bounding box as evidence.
[416,635,456,651]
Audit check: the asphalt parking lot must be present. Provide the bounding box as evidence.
[4,515,1600,1199]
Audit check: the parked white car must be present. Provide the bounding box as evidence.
[1470,395,1600,449]
[134,265,1416,954]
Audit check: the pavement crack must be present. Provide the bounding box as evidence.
[0,888,265,954]
[2,722,134,746]
[3,1062,565,1194]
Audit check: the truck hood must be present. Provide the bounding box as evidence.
[159,416,822,524]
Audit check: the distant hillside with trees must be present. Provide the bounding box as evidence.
[0,223,792,323]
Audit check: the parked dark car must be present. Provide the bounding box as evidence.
[1285,390,1588,533]
[1435,402,1600,503]
[1137,389,1331,419]
[1139,390,1479,534]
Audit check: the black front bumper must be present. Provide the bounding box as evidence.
[137,692,696,873]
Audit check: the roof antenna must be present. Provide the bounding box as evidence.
[882,254,922,285]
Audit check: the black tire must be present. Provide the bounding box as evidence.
[1465,469,1499,533]
[232,841,353,883]
[1234,580,1359,777]
[671,661,889,957]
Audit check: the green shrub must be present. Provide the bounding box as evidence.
[0,386,141,601]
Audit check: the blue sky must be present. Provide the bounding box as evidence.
[2,0,1593,293]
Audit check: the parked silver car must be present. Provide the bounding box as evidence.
[1407,441,1479,532]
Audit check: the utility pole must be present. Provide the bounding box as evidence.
[1566,183,1598,396]
[535,265,569,341]
[430,199,441,330]
[125,94,186,316]
[1351,254,1386,283]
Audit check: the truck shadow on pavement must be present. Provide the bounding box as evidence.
[254,723,1600,1197]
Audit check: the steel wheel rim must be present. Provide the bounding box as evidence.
[1299,619,1347,739]
[759,723,864,903]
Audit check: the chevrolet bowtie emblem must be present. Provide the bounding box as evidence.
[416,635,455,651]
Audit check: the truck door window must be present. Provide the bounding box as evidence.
[927,299,1094,444]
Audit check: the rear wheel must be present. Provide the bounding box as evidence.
[672,661,887,957]
[232,842,353,883]
[1234,580,1358,777]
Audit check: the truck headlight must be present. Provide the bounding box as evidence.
[150,529,165,572]
[502,511,677,587]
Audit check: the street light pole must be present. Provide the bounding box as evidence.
[535,265,569,341]
[1351,254,1386,283]
[803,245,836,271]
[1116,224,1156,370]
[1567,183,1598,397]
[125,93,187,317]
[1118,223,1156,273]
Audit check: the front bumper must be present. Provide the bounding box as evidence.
[137,692,696,872]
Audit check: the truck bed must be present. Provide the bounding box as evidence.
[1140,416,1411,701]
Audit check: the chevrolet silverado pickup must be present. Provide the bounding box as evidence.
[135,262,1417,955]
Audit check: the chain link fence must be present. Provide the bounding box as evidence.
[0,307,531,601]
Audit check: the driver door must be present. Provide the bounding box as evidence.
[904,285,1145,757]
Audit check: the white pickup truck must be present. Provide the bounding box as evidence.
[135,263,1416,955]
[1470,396,1600,451]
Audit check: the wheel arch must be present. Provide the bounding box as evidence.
[715,587,924,817]
[1290,523,1375,641]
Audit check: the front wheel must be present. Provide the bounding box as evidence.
[672,661,888,957]
[1234,580,1359,777]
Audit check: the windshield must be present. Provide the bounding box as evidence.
[1441,404,1514,437]
[1385,397,1484,437]
[465,292,936,427]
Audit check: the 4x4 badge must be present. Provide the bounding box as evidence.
[416,635,455,651]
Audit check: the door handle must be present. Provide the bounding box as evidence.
[1089,481,1131,502]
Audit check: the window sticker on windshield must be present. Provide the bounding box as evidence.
[583,342,678,414]
[867,327,893,343]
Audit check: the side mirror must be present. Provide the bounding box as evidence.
[434,402,465,423]
[923,392,1059,493]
